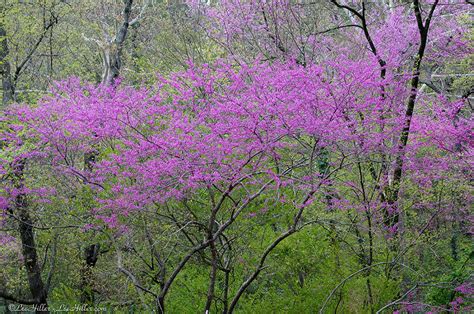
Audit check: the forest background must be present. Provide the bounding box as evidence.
[0,0,473,313]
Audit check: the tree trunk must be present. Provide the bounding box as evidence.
[157,297,165,314]
[81,0,135,299]
[100,0,133,85]
[101,47,121,86]
[80,244,100,304]
[0,22,14,106]
[386,0,438,227]
[13,159,49,313]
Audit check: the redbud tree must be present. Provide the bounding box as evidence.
[1,1,472,312]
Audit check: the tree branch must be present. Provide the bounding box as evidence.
[0,290,39,305]
[14,13,58,82]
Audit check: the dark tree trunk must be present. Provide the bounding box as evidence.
[388,0,438,210]
[157,297,165,314]
[0,23,14,106]
[80,244,100,304]
[13,160,49,313]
